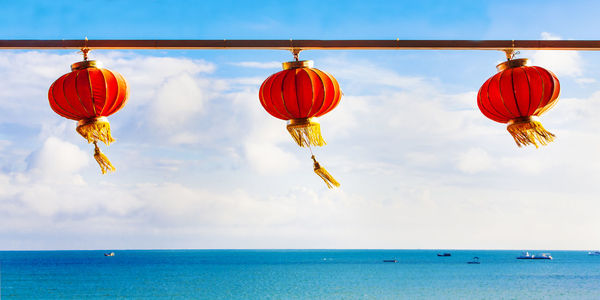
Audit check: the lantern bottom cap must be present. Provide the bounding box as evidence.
[76,117,114,146]
[507,116,540,126]
[77,116,109,127]
[507,116,555,148]
[286,118,326,147]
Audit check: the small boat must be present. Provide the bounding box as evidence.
[104,252,115,256]
[467,257,480,264]
[383,259,398,263]
[516,252,552,260]
[437,253,451,257]
[588,251,600,256]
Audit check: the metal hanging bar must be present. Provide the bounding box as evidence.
[1,39,600,50]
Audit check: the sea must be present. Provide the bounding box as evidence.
[1,250,599,299]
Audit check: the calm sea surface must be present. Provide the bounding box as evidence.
[1,250,599,299]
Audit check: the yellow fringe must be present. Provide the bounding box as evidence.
[287,121,326,147]
[507,119,555,148]
[77,120,115,146]
[311,155,340,189]
[93,143,116,174]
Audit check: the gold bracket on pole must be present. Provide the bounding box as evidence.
[503,49,515,60]
[292,48,302,61]
[289,39,302,61]
[502,40,520,60]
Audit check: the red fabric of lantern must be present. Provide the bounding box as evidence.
[48,60,129,173]
[477,58,560,147]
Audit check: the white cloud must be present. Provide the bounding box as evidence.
[168,132,201,145]
[498,155,546,175]
[151,73,206,130]
[323,57,427,90]
[226,77,265,86]
[0,140,10,150]
[530,32,584,78]
[457,147,493,174]
[404,152,441,167]
[231,61,281,69]
[26,137,89,178]
[231,90,303,174]
[244,142,301,174]
[1,51,600,250]
[575,77,596,84]
[100,53,215,84]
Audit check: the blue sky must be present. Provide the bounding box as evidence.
[1,0,600,250]
[1,0,596,40]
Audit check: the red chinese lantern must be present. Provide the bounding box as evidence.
[477,58,560,147]
[48,52,129,173]
[259,59,342,188]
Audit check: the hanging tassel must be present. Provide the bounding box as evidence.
[287,118,326,147]
[93,142,115,174]
[311,155,340,189]
[76,117,115,146]
[507,116,555,148]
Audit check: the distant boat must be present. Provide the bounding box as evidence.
[104,252,115,257]
[516,252,552,260]
[467,257,480,264]
[437,253,451,257]
[383,259,398,263]
[588,251,600,256]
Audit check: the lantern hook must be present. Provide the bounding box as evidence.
[80,37,90,61]
[503,48,519,61]
[502,40,520,61]
[292,49,302,61]
[289,39,302,61]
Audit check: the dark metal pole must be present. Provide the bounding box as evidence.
[1,40,600,50]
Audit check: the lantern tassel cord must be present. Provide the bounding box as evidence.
[93,142,116,174]
[507,118,555,148]
[308,145,339,188]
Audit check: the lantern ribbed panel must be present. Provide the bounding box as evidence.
[477,65,560,124]
[259,67,341,121]
[48,67,129,121]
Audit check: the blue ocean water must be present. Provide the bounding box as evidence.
[1,250,599,299]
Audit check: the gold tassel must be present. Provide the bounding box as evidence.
[507,116,555,148]
[76,117,115,146]
[311,155,340,189]
[93,142,115,174]
[287,118,326,147]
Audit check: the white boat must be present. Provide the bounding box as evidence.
[467,257,480,264]
[516,251,552,260]
[588,251,600,256]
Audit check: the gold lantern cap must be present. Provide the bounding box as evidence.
[282,60,313,70]
[496,58,529,72]
[71,60,102,71]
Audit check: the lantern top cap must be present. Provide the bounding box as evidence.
[71,60,102,71]
[496,58,529,72]
[282,60,313,70]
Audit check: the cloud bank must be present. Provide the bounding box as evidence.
[0,48,599,250]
